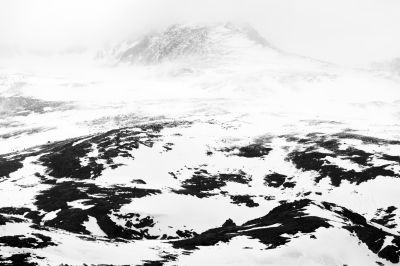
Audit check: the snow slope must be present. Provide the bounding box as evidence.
[0,22,399,265]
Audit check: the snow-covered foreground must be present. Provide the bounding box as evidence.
[0,23,400,265]
[1,114,400,265]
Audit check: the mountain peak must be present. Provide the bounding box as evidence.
[99,22,276,64]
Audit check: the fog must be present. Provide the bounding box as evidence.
[1,0,400,66]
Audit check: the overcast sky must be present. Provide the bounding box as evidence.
[0,0,399,66]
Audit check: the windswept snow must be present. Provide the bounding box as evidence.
[0,22,400,266]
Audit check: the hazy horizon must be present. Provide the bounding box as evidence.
[1,0,400,67]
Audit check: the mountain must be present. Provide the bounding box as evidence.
[1,22,400,266]
[98,22,278,64]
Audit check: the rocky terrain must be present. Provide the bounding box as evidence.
[0,23,399,265]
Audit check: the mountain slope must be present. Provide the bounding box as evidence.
[98,22,277,64]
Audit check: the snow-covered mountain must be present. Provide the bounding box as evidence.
[97,22,277,64]
[0,22,400,266]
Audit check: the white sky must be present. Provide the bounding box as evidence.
[0,0,399,66]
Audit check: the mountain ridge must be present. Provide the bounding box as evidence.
[97,22,279,65]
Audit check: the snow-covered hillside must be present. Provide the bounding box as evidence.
[97,22,275,64]
[0,22,400,265]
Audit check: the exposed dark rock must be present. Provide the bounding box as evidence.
[139,252,178,266]
[219,143,271,158]
[372,206,398,229]
[0,157,23,178]
[219,170,251,184]
[264,173,296,189]
[0,214,25,225]
[174,174,225,198]
[0,234,56,249]
[131,179,147,184]
[33,181,160,239]
[230,195,259,207]
[163,143,174,151]
[222,219,236,227]
[0,253,38,266]
[378,245,399,263]
[168,172,178,179]
[381,154,400,164]
[288,150,396,186]
[286,133,399,186]
[173,169,252,198]
[176,230,198,238]
[236,144,272,158]
[0,207,32,215]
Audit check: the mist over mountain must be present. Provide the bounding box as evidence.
[371,58,400,78]
[0,3,400,266]
[97,22,277,65]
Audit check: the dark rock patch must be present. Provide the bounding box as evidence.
[379,246,400,264]
[372,206,398,229]
[163,142,174,151]
[173,169,252,198]
[140,253,178,266]
[0,253,38,266]
[168,172,178,179]
[173,174,225,198]
[236,144,272,158]
[286,133,399,186]
[0,207,32,215]
[127,215,155,229]
[176,229,198,238]
[0,234,56,249]
[220,143,271,158]
[264,173,286,188]
[264,195,276,200]
[381,154,400,164]
[222,218,236,227]
[219,170,251,185]
[0,214,25,225]
[32,181,161,239]
[0,157,23,178]
[230,195,259,207]
[0,208,31,226]
[38,137,101,180]
[264,173,296,189]
[131,179,147,184]
[288,150,396,186]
